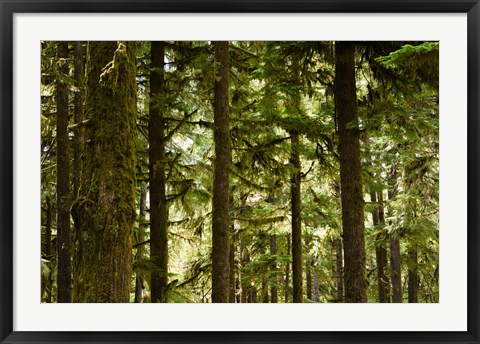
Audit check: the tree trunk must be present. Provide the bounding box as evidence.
[290,130,303,303]
[270,234,278,303]
[371,191,389,303]
[262,276,269,303]
[313,266,320,302]
[408,248,419,303]
[240,237,247,303]
[211,41,231,303]
[44,195,53,303]
[335,238,344,302]
[285,233,291,303]
[388,170,402,303]
[73,41,84,199]
[149,41,169,303]
[56,41,72,303]
[377,191,391,302]
[390,232,402,303]
[229,238,236,303]
[72,41,137,303]
[306,251,312,300]
[135,188,147,303]
[335,41,367,303]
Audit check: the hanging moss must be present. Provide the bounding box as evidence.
[72,41,137,303]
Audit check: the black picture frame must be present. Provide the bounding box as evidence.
[1,1,479,343]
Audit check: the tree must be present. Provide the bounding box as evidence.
[290,129,303,302]
[211,41,231,303]
[56,41,72,303]
[335,41,367,302]
[149,41,169,303]
[72,41,137,302]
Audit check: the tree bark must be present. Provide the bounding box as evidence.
[377,191,391,302]
[390,232,402,303]
[135,188,147,303]
[240,237,247,303]
[335,41,367,303]
[56,41,72,303]
[211,41,230,303]
[335,238,344,302]
[371,191,389,303]
[408,248,419,303]
[388,170,402,303]
[262,276,269,303]
[149,41,169,303]
[229,238,236,303]
[270,234,278,303]
[290,130,303,303]
[72,41,137,303]
[73,41,84,199]
[285,233,291,303]
[44,195,53,303]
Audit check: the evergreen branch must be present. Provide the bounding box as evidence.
[163,108,198,143]
[231,168,272,191]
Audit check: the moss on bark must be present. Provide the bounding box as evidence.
[72,41,137,303]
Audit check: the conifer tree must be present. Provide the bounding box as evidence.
[149,41,169,303]
[72,41,137,303]
[56,41,72,303]
[335,41,368,302]
[211,41,231,303]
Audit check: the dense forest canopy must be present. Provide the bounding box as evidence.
[41,41,439,303]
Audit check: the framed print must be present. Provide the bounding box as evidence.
[1,1,479,343]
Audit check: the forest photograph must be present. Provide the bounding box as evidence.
[41,40,439,304]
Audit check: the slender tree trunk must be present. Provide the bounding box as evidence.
[229,239,236,303]
[211,41,230,303]
[313,266,320,302]
[377,191,391,301]
[305,236,312,301]
[335,238,344,302]
[371,191,389,303]
[390,233,402,303]
[240,237,247,303]
[290,130,303,303]
[262,276,269,303]
[285,233,291,303]
[72,41,137,303]
[73,41,84,199]
[388,169,402,303]
[135,188,147,303]
[335,41,367,303]
[408,248,419,303]
[45,195,53,303]
[56,41,72,303]
[149,41,169,303]
[270,234,278,303]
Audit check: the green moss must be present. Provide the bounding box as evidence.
[72,41,137,303]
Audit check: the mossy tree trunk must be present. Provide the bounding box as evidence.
[56,41,72,303]
[72,41,137,303]
[211,41,230,303]
[149,41,169,303]
[73,41,84,199]
[335,41,367,303]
